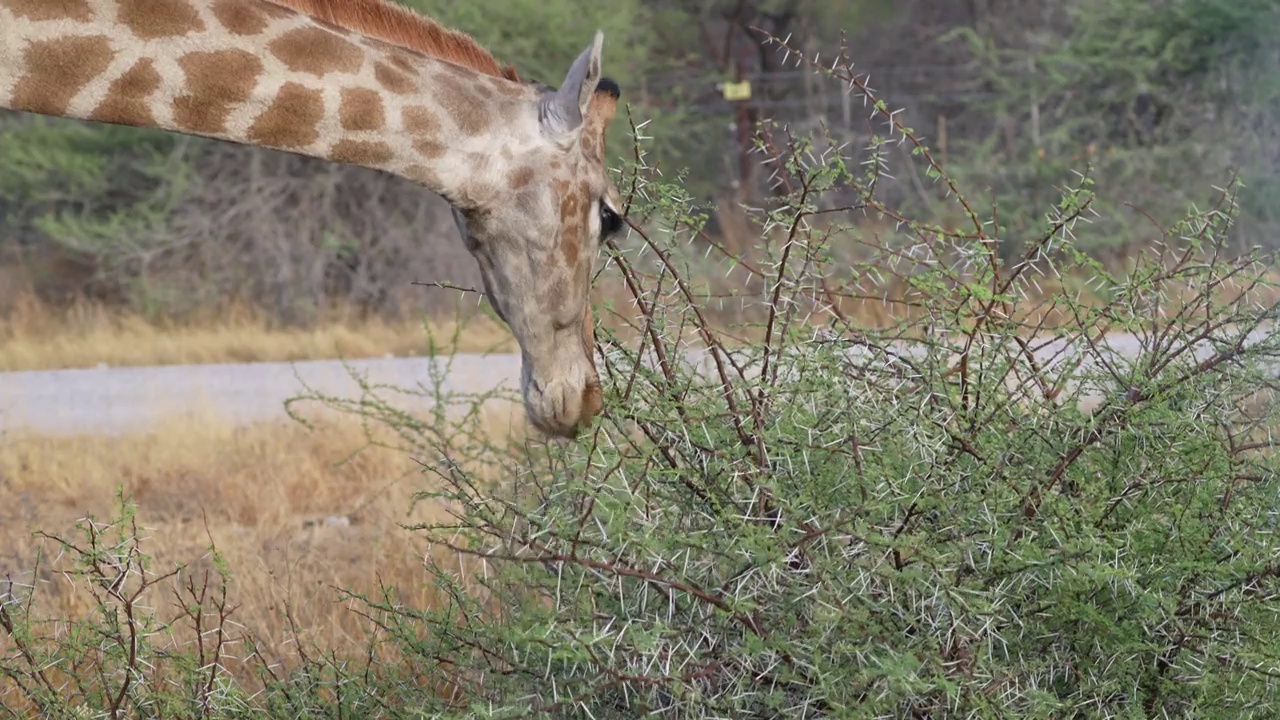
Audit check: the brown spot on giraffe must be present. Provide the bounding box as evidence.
[173,49,262,134]
[402,105,440,135]
[339,87,384,131]
[374,62,415,94]
[560,231,580,267]
[0,0,91,21]
[10,35,114,117]
[256,0,293,18]
[247,82,325,149]
[450,72,488,99]
[558,183,587,267]
[436,75,489,135]
[268,27,364,77]
[117,0,205,39]
[89,58,161,127]
[580,132,603,164]
[388,50,420,76]
[330,139,395,166]
[508,166,535,189]
[413,139,446,159]
[211,0,270,35]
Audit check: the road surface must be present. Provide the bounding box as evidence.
[0,353,525,436]
[0,324,1274,436]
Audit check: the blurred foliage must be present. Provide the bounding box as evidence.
[1,0,1277,321]
[947,0,1280,257]
[0,118,190,252]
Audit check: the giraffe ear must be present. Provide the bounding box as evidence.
[539,30,603,139]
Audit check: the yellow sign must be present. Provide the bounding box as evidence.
[721,80,752,101]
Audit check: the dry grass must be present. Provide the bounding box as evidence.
[0,282,736,373]
[0,292,519,372]
[0,401,525,703]
[5,237,1279,374]
[0,282,742,373]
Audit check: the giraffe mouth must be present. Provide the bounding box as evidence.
[521,366,602,439]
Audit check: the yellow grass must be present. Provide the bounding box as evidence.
[0,283,717,372]
[5,245,1279,373]
[0,401,526,710]
[0,293,519,372]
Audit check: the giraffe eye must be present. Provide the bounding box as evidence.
[599,201,623,238]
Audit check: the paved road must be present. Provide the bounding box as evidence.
[0,324,1274,436]
[0,354,525,436]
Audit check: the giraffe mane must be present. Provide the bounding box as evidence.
[265,0,521,82]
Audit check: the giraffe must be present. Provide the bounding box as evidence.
[0,0,626,439]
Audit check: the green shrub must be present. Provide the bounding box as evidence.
[288,36,1280,718]
[0,117,195,270]
[0,490,259,719]
[5,31,1280,720]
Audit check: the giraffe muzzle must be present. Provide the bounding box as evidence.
[523,375,602,438]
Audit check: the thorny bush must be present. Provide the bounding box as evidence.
[0,493,254,719]
[292,31,1280,719]
[6,31,1280,719]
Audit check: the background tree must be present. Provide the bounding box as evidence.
[1,0,1276,322]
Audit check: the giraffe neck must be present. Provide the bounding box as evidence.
[0,0,534,207]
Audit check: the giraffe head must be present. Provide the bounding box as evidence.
[448,32,623,439]
[0,0,622,439]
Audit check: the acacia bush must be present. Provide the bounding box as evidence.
[5,32,1280,719]
[315,35,1280,718]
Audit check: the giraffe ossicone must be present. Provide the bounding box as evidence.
[0,0,626,438]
